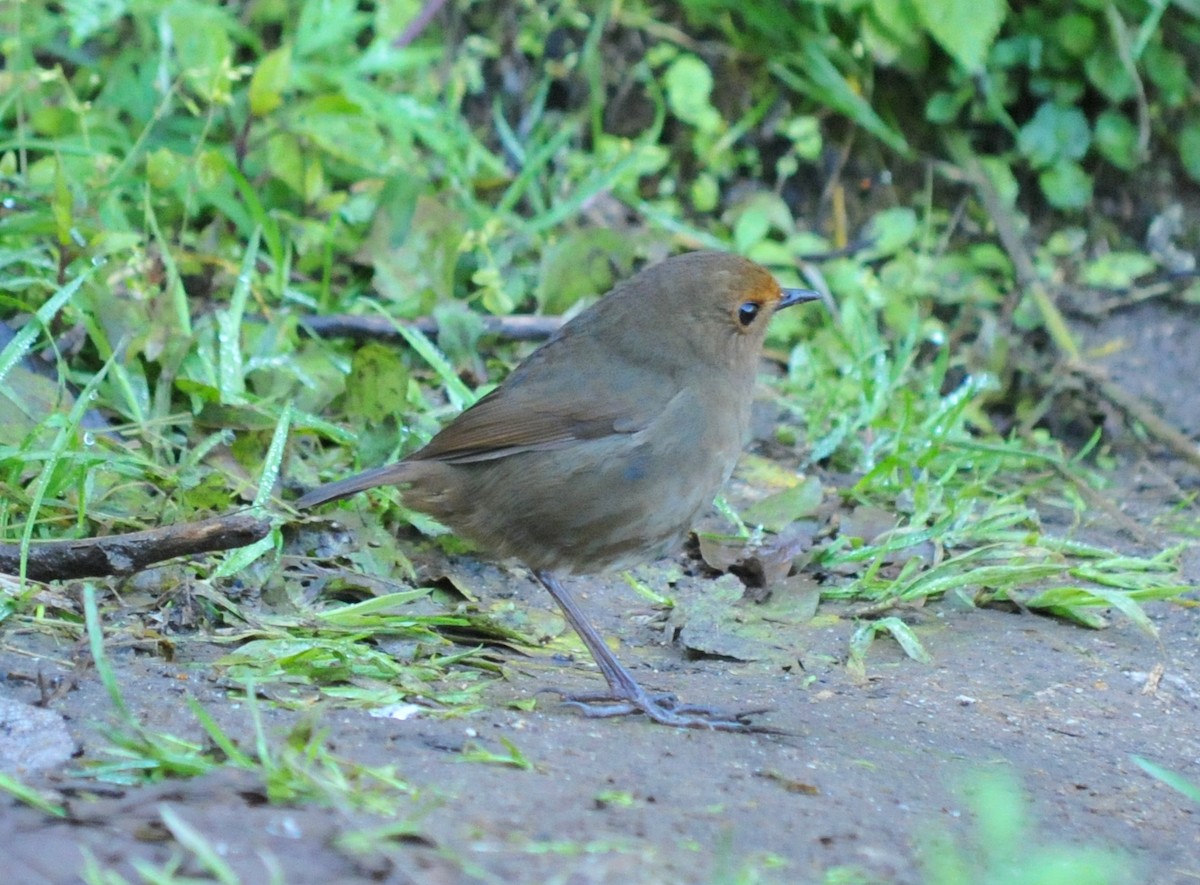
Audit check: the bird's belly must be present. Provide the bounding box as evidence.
[400,386,750,574]
[457,442,731,572]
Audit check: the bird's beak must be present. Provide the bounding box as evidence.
[778,287,823,309]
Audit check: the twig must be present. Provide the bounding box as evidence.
[0,514,272,582]
[1071,362,1200,472]
[943,135,1079,359]
[392,0,450,48]
[296,313,563,343]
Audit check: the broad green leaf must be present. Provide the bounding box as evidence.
[663,55,721,133]
[1094,111,1138,170]
[65,0,130,44]
[1082,252,1156,288]
[1085,50,1136,103]
[913,0,1006,72]
[1017,103,1091,168]
[163,3,236,105]
[249,44,292,116]
[1055,12,1097,57]
[742,476,824,532]
[535,228,634,314]
[1038,160,1092,209]
[1144,45,1188,107]
[862,207,919,258]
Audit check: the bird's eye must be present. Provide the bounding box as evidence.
[737,301,761,326]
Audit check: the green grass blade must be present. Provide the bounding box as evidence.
[0,270,90,386]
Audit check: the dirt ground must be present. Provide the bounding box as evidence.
[1,300,1198,884]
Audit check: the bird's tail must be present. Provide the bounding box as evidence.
[294,463,412,509]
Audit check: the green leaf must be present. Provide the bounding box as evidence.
[146,147,182,190]
[1038,161,1093,209]
[783,115,823,162]
[1017,103,1091,168]
[977,156,1020,207]
[1179,120,1200,183]
[742,476,824,532]
[255,402,292,508]
[249,44,292,116]
[1094,111,1138,170]
[663,55,721,133]
[690,173,719,212]
[1054,12,1097,57]
[1144,44,1188,107]
[296,0,365,57]
[925,88,970,124]
[1082,252,1155,288]
[0,272,90,387]
[266,132,324,200]
[1084,50,1135,103]
[875,616,933,664]
[864,0,929,71]
[862,207,919,258]
[164,2,235,104]
[913,0,1006,72]
[731,192,794,253]
[65,0,131,44]
[215,227,261,404]
[293,95,386,169]
[0,770,66,818]
[1132,757,1200,804]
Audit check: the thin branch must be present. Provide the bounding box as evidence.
[0,514,272,582]
[296,313,563,343]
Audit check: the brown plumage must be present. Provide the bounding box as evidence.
[297,251,822,729]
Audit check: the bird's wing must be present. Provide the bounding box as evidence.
[409,367,667,465]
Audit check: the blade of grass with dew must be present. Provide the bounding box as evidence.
[212,401,290,578]
[215,225,261,404]
[523,146,649,234]
[312,588,437,624]
[254,400,291,508]
[0,270,91,386]
[494,124,576,217]
[144,188,192,337]
[365,302,476,410]
[75,309,149,427]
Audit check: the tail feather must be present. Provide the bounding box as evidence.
[294,463,410,509]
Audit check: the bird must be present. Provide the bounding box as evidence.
[296,251,822,729]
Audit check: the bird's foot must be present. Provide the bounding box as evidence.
[544,687,775,732]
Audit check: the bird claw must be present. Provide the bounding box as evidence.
[543,686,775,732]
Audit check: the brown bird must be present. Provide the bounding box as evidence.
[296,251,821,729]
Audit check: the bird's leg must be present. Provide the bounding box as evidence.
[534,570,762,731]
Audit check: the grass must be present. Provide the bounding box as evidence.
[919,770,1134,885]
